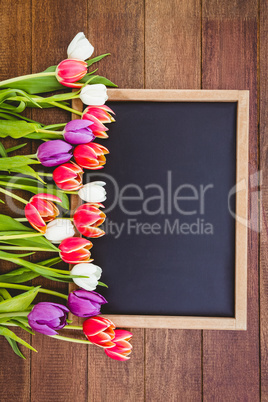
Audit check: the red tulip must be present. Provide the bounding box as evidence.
[73,203,106,238]
[56,59,87,88]
[74,143,109,170]
[59,237,93,264]
[25,193,61,234]
[83,316,115,348]
[105,330,133,361]
[53,162,84,191]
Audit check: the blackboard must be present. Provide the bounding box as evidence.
[82,89,249,330]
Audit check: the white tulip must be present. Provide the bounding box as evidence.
[67,32,94,61]
[70,263,102,291]
[44,219,75,244]
[78,181,106,203]
[80,84,108,106]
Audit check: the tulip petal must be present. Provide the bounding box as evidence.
[104,348,131,361]
[25,203,46,233]
[32,193,62,203]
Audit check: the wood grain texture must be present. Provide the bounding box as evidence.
[0,1,32,401]
[260,0,268,399]
[145,1,202,401]
[30,2,88,402]
[87,0,144,89]
[202,0,259,400]
[87,1,145,401]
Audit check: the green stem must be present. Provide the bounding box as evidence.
[50,101,83,116]
[37,172,53,177]
[14,218,28,222]
[0,72,55,87]
[65,191,78,195]
[0,233,43,240]
[0,283,68,300]
[64,325,83,330]
[37,129,63,135]
[0,246,58,252]
[51,335,91,344]
[0,187,28,204]
[24,153,37,158]
[0,311,30,319]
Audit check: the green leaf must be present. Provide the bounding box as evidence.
[0,73,64,95]
[4,336,26,359]
[0,142,8,157]
[80,75,117,87]
[0,179,69,210]
[0,268,39,283]
[0,287,39,313]
[9,319,34,335]
[0,289,12,299]
[0,155,39,170]
[0,121,41,139]
[0,215,33,232]
[6,143,28,153]
[86,53,110,67]
[0,326,37,352]
[98,281,108,288]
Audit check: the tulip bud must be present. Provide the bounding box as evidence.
[28,302,69,335]
[63,120,95,145]
[82,105,115,124]
[53,162,84,191]
[24,193,61,234]
[44,218,75,243]
[56,59,88,88]
[67,289,107,317]
[78,181,106,203]
[83,316,116,347]
[74,142,109,170]
[67,32,94,60]
[70,263,102,291]
[80,84,108,106]
[73,203,106,238]
[37,140,73,167]
[59,237,93,264]
[104,330,133,361]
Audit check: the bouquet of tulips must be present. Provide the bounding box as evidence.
[0,33,132,362]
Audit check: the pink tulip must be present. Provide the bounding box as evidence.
[25,193,61,234]
[104,330,133,361]
[74,143,109,170]
[59,237,93,264]
[83,316,116,348]
[53,162,84,191]
[82,105,115,124]
[73,203,106,238]
[56,59,87,88]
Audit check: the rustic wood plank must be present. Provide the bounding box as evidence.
[86,1,145,401]
[0,1,32,401]
[202,1,259,400]
[145,1,202,400]
[260,0,268,399]
[30,2,88,401]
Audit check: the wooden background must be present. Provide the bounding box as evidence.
[0,0,265,400]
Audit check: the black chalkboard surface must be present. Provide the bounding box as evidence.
[87,100,237,318]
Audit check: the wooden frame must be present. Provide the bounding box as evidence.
[72,89,249,330]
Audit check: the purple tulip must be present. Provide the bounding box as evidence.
[63,120,95,145]
[37,140,73,167]
[28,302,69,335]
[67,289,107,317]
